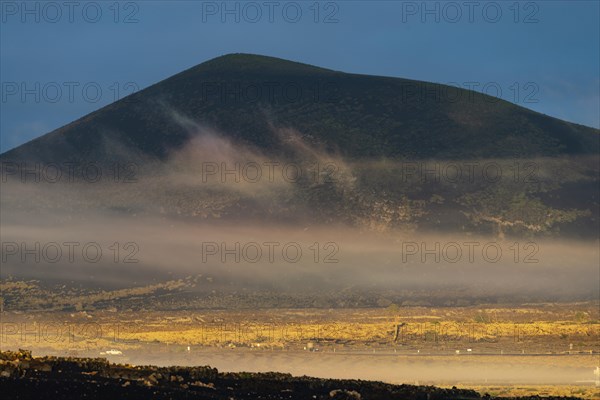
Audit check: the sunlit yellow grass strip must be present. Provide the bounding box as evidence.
[127,321,598,345]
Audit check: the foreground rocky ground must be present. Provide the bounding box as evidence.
[0,350,583,400]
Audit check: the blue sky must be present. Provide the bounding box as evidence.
[1,0,598,152]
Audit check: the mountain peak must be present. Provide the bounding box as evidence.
[192,53,337,75]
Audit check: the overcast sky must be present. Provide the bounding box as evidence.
[1,0,598,152]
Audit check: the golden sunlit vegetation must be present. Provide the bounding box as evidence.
[2,305,597,352]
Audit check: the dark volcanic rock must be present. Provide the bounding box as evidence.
[0,350,582,400]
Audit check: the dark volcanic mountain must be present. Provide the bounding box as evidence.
[1,54,599,306]
[1,54,599,239]
[1,53,599,163]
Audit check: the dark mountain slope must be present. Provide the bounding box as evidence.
[1,54,598,240]
[2,53,598,164]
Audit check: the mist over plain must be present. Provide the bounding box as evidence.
[1,115,598,303]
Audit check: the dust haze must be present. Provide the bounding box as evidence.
[1,113,598,302]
